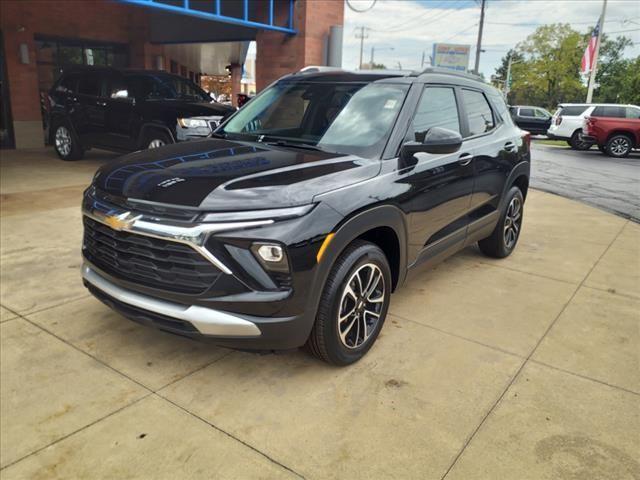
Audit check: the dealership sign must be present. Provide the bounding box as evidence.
[432,43,471,72]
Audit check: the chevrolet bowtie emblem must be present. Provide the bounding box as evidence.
[104,211,142,231]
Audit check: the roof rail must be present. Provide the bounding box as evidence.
[296,66,345,74]
[414,66,485,82]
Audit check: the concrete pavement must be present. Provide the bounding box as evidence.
[1,148,639,479]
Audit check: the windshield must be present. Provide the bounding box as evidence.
[221,81,409,158]
[127,74,210,102]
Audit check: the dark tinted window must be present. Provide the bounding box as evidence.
[534,109,550,118]
[519,108,535,117]
[407,87,460,141]
[78,73,105,97]
[56,74,78,93]
[592,106,626,118]
[462,89,495,136]
[559,105,588,116]
[627,107,640,119]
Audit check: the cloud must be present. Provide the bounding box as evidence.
[343,0,640,75]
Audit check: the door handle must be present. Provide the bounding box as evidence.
[458,153,472,166]
[504,142,516,152]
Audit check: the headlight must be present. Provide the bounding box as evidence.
[178,118,208,128]
[200,204,316,223]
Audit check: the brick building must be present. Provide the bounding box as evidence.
[0,0,344,149]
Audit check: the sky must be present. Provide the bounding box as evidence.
[342,0,640,77]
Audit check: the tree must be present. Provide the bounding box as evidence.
[494,24,639,109]
[593,35,636,104]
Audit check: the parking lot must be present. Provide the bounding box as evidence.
[1,148,639,479]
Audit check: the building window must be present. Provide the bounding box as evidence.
[170,60,178,74]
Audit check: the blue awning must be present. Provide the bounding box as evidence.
[118,0,296,35]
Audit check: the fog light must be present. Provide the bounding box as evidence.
[257,244,283,262]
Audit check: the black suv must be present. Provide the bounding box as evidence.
[509,105,552,135]
[81,67,530,365]
[48,67,234,160]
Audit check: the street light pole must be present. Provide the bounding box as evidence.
[586,0,608,103]
[356,26,369,69]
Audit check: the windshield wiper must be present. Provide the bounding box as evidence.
[261,138,326,152]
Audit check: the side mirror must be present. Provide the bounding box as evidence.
[400,127,463,160]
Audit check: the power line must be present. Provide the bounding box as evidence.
[372,0,464,33]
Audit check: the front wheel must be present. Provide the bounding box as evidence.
[53,123,84,160]
[478,186,524,258]
[306,240,391,366]
[569,130,592,150]
[142,130,173,150]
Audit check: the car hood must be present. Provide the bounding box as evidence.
[93,139,380,210]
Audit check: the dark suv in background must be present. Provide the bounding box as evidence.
[48,67,235,160]
[81,67,530,365]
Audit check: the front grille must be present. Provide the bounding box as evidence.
[83,216,221,294]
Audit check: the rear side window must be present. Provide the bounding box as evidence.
[519,108,535,117]
[592,106,626,118]
[534,109,550,118]
[559,105,588,116]
[78,73,106,97]
[462,89,495,136]
[407,86,460,141]
[627,107,640,119]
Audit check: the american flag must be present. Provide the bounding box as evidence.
[581,19,600,75]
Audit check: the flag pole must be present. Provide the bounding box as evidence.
[586,0,607,103]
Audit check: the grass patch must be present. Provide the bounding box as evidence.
[533,139,568,147]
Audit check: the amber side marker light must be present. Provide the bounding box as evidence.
[316,233,335,263]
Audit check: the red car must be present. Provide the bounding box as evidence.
[583,105,640,158]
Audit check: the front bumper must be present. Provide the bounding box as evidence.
[83,263,312,350]
[81,189,343,350]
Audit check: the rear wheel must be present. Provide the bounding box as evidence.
[605,134,632,158]
[478,186,524,258]
[569,130,592,150]
[53,122,84,160]
[306,240,391,366]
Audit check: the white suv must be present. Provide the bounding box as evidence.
[547,103,625,150]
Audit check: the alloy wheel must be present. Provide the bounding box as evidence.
[503,196,522,249]
[148,139,165,149]
[610,137,630,156]
[55,126,72,157]
[337,263,385,349]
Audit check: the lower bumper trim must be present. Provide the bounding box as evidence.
[82,264,262,337]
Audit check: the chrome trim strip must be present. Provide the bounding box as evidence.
[83,206,273,275]
[83,264,262,337]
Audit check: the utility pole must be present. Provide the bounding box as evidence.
[355,26,369,69]
[474,0,486,74]
[421,51,425,68]
[370,46,375,66]
[586,0,608,103]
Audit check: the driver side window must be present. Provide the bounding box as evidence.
[406,86,460,142]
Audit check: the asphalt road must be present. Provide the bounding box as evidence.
[530,140,640,222]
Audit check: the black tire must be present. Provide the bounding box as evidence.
[141,129,173,150]
[52,121,84,161]
[306,240,392,366]
[605,134,633,158]
[598,144,607,153]
[478,186,524,259]
[569,130,593,150]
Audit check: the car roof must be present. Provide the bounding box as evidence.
[283,66,488,86]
